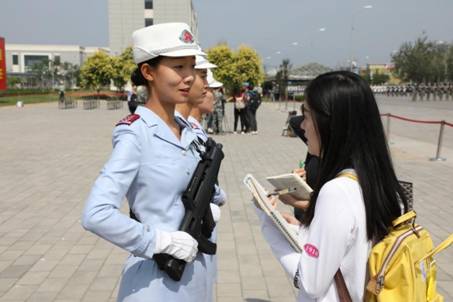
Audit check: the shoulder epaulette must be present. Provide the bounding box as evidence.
[116,114,140,126]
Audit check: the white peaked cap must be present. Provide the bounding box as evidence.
[207,69,223,88]
[195,55,217,69]
[132,23,205,64]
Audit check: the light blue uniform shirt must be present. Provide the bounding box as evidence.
[82,106,212,302]
[188,115,209,143]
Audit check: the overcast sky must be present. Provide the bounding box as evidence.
[1,0,452,69]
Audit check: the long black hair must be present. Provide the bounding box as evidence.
[302,71,408,241]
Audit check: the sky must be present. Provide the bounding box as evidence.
[1,0,452,70]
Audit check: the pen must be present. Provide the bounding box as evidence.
[267,187,297,197]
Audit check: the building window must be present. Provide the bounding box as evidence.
[145,0,153,9]
[24,55,49,72]
[145,18,153,27]
[54,55,61,65]
[12,54,19,65]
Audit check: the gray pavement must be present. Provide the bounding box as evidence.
[0,96,452,301]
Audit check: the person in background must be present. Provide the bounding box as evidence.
[81,23,216,302]
[127,86,138,114]
[286,114,319,221]
[244,85,262,135]
[233,88,248,133]
[254,71,408,302]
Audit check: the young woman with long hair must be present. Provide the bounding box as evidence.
[255,70,408,301]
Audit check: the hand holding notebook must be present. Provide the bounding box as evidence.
[266,173,313,201]
[243,174,303,252]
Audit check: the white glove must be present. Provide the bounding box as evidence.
[210,203,221,223]
[154,230,198,263]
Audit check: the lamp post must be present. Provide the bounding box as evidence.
[350,5,373,73]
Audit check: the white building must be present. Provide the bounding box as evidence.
[108,0,198,55]
[5,44,109,74]
[153,0,198,38]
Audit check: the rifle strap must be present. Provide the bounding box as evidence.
[334,171,355,302]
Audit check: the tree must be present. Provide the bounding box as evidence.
[429,43,448,83]
[111,47,135,91]
[392,36,432,83]
[80,52,113,92]
[235,45,265,88]
[207,43,264,94]
[61,62,80,89]
[207,44,236,93]
[371,72,390,85]
[29,59,52,89]
[7,76,23,88]
[392,35,450,83]
[446,45,453,82]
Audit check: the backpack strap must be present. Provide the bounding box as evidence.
[334,270,353,302]
[333,171,357,302]
[392,210,416,227]
[336,171,358,181]
[417,233,453,264]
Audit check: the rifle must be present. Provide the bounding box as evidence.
[153,138,224,281]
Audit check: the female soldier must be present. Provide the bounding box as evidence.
[255,71,408,301]
[189,70,223,137]
[175,56,216,140]
[82,23,215,302]
[175,57,226,298]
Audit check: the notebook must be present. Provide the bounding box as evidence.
[243,174,303,252]
[266,173,313,200]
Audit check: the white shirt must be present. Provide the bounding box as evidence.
[258,173,371,302]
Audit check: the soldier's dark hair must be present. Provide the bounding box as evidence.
[302,70,408,242]
[131,56,163,86]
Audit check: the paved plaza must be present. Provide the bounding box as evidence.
[0,96,452,301]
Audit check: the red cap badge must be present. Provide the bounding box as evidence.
[180,30,194,44]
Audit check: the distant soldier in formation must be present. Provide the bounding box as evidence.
[426,82,433,101]
[438,82,446,101]
[420,83,427,101]
[445,82,453,100]
[210,78,225,134]
[411,84,418,101]
[431,83,435,101]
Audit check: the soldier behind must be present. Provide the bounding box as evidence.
[420,82,426,101]
[426,82,432,101]
[433,83,438,101]
[412,83,418,101]
[447,82,451,101]
[210,74,225,134]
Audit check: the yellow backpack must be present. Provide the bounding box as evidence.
[366,211,453,302]
[336,172,453,302]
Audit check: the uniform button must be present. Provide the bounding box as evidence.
[186,170,190,175]
[182,150,186,156]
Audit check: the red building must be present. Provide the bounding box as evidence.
[0,37,7,90]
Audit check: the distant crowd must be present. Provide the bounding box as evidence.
[371,82,453,101]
